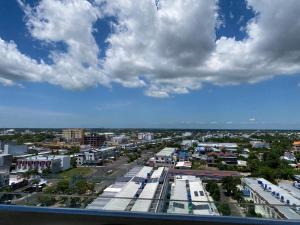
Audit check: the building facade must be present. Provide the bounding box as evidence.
[16,155,70,173]
[84,134,106,148]
[62,129,85,143]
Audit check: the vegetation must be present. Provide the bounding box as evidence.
[191,160,206,170]
[59,167,93,179]
[0,133,55,144]
[245,201,262,218]
[206,181,220,201]
[216,202,231,216]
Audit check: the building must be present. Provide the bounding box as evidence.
[293,141,300,152]
[62,129,85,143]
[111,135,128,145]
[197,142,238,152]
[83,147,117,164]
[0,171,9,187]
[16,155,70,173]
[242,177,300,219]
[206,152,238,166]
[0,154,13,170]
[138,132,154,141]
[3,143,28,156]
[154,147,177,167]
[84,133,106,148]
[131,167,167,212]
[167,175,218,215]
[250,141,270,149]
[181,140,198,149]
[103,166,153,211]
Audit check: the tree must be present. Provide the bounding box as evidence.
[56,179,70,194]
[216,203,231,216]
[221,177,240,196]
[38,195,56,206]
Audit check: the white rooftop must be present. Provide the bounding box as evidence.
[156,147,176,157]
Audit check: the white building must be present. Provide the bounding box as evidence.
[138,132,154,141]
[242,177,300,219]
[167,175,218,215]
[104,166,153,211]
[155,147,177,167]
[16,155,70,173]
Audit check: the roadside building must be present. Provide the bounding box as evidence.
[83,147,117,164]
[16,155,70,173]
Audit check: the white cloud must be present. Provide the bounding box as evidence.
[249,117,256,122]
[0,0,300,97]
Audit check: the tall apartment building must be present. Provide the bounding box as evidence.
[62,129,85,143]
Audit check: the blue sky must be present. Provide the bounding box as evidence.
[0,0,300,129]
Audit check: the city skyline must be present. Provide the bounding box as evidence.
[1,0,300,129]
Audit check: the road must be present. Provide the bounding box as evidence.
[86,151,154,193]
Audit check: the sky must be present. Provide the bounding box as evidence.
[0,0,300,129]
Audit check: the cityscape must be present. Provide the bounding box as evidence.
[0,128,300,220]
[1,0,300,224]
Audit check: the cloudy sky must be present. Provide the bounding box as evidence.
[0,0,300,129]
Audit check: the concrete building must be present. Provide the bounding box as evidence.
[83,147,117,164]
[16,155,70,173]
[111,135,128,145]
[84,133,106,148]
[242,177,300,219]
[167,175,218,215]
[87,166,143,210]
[250,141,270,149]
[131,167,167,212]
[104,166,153,211]
[155,147,177,167]
[0,154,13,170]
[197,143,238,152]
[138,132,154,141]
[3,143,28,156]
[0,171,9,187]
[62,129,85,143]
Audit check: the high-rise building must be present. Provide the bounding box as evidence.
[62,129,85,143]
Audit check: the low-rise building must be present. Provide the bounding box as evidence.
[167,175,218,215]
[250,141,270,149]
[242,177,300,220]
[138,132,154,141]
[16,155,70,173]
[155,147,177,167]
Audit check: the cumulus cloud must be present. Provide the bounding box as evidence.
[0,0,300,97]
